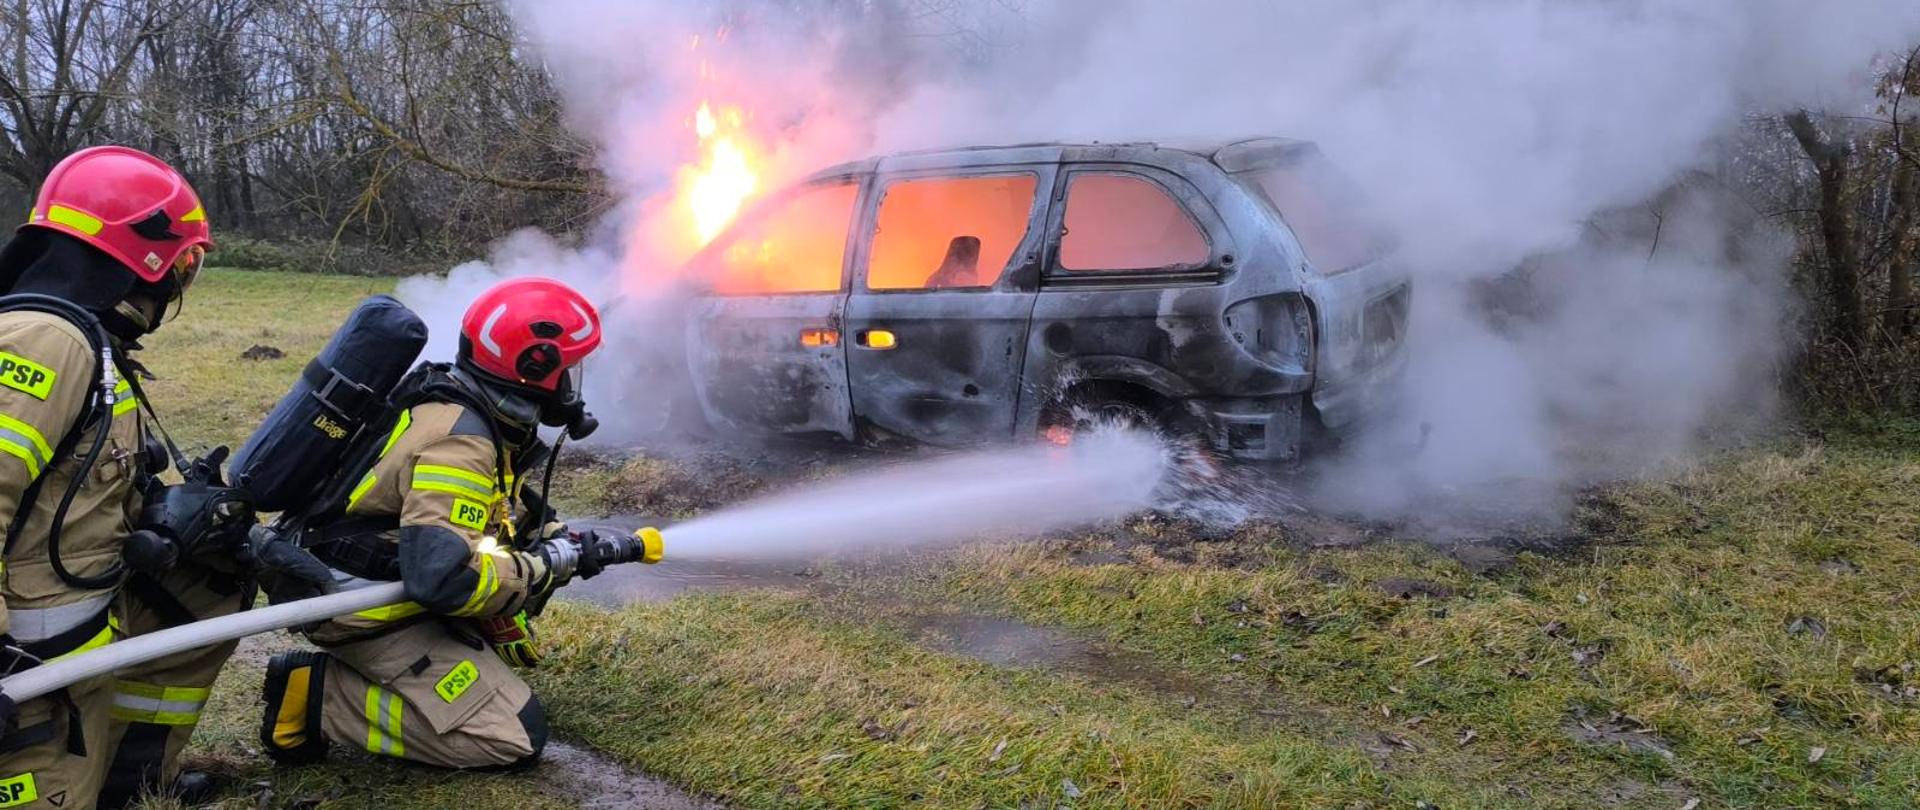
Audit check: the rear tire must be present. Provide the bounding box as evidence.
[1042,382,1199,446]
[1041,382,1228,504]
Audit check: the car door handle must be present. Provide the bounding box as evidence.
[799,327,840,348]
[855,329,898,350]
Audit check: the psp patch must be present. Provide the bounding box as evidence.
[0,352,55,400]
[0,772,36,806]
[435,659,480,703]
[450,498,488,531]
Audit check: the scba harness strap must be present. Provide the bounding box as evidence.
[303,517,403,582]
[0,294,146,592]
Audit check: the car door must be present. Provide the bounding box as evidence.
[685,176,865,438]
[1016,162,1237,434]
[842,163,1056,445]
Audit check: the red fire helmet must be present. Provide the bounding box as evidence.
[458,277,602,392]
[22,145,213,285]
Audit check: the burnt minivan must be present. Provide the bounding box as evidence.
[676,138,1409,461]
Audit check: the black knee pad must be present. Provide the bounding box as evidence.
[260,650,331,765]
[514,693,550,767]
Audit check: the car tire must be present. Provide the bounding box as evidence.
[1042,384,1200,447]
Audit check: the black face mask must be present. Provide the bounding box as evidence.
[454,359,597,441]
[538,366,597,440]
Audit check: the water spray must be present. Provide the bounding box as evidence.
[1,430,1168,702]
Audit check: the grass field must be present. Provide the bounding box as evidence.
[139,269,1920,808]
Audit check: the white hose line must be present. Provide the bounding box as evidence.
[0,583,409,703]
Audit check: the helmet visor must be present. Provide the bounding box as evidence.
[171,245,205,296]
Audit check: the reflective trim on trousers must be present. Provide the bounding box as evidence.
[10,592,114,642]
[51,623,113,661]
[364,685,405,756]
[110,681,211,726]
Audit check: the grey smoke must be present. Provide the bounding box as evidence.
[402,0,1920,524]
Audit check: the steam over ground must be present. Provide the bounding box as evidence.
[399,1,1920,527]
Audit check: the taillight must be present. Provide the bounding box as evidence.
[1222,292,1313,373]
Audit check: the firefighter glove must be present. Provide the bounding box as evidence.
[479,611,541,668]
[534,532,582,588]
[244,526,338,605]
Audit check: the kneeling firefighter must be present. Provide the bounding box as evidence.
[260,277,654,768]
[0,146,239,810]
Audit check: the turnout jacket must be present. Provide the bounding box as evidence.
[0,311,144,658]
[309,400,548,646]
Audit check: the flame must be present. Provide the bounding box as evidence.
[683,100,761,246]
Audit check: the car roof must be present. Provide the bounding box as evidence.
[806,136,1320,180]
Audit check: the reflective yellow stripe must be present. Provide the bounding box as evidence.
[112,379,136,416]
[179,205,206,223]
[44,205,103,235]
[452,554,498,617]
[0,411,53,461]
[415,464,492,489]
[113,682,212,702]
[109,682,211,725]
[352,601,426,622]
[346,413,414,512]
[380,411,412,457]
[411,465,494,500]
[0,434,40,479]
[346,471,378,511]
[385,691,404,756]
[0,409,53,479]
[410,479,484,499]
[49,624,113,661]
[363,686,381,753]
[364,686,404,756]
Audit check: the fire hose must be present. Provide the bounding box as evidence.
[0,527,665,705]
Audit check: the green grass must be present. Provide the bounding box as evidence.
[140,268,395,451]
[929,443,1920,807]
[140,269,1920,808]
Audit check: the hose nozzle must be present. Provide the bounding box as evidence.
[633,526,664,564]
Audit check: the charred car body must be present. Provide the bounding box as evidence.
[674,137,1409,461]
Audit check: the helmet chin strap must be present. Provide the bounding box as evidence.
[110,299,153,334]
[452,359,597,440]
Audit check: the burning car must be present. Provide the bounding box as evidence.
[668,137,1409,461]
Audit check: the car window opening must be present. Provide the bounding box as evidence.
[707,181,859,295]
[1059,173,1210,273]
[867,174,1039,291]
[1238,158,1391,274]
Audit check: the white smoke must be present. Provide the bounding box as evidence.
[401,0,1920,524]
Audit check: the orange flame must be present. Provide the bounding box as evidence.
[683,100,761,246]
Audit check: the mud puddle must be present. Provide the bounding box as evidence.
[540,740,728,809]
[900,611,1295,719]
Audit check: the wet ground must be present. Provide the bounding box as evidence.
[541,741,728,810]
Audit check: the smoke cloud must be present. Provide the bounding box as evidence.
[401,0,1920,525]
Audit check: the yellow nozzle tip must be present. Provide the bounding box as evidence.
[635,527,664,564]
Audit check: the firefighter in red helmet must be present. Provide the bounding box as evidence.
[0,146,209,808]
[261,277,637,769]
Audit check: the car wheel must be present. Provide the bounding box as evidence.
[1042,386,1189,446]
